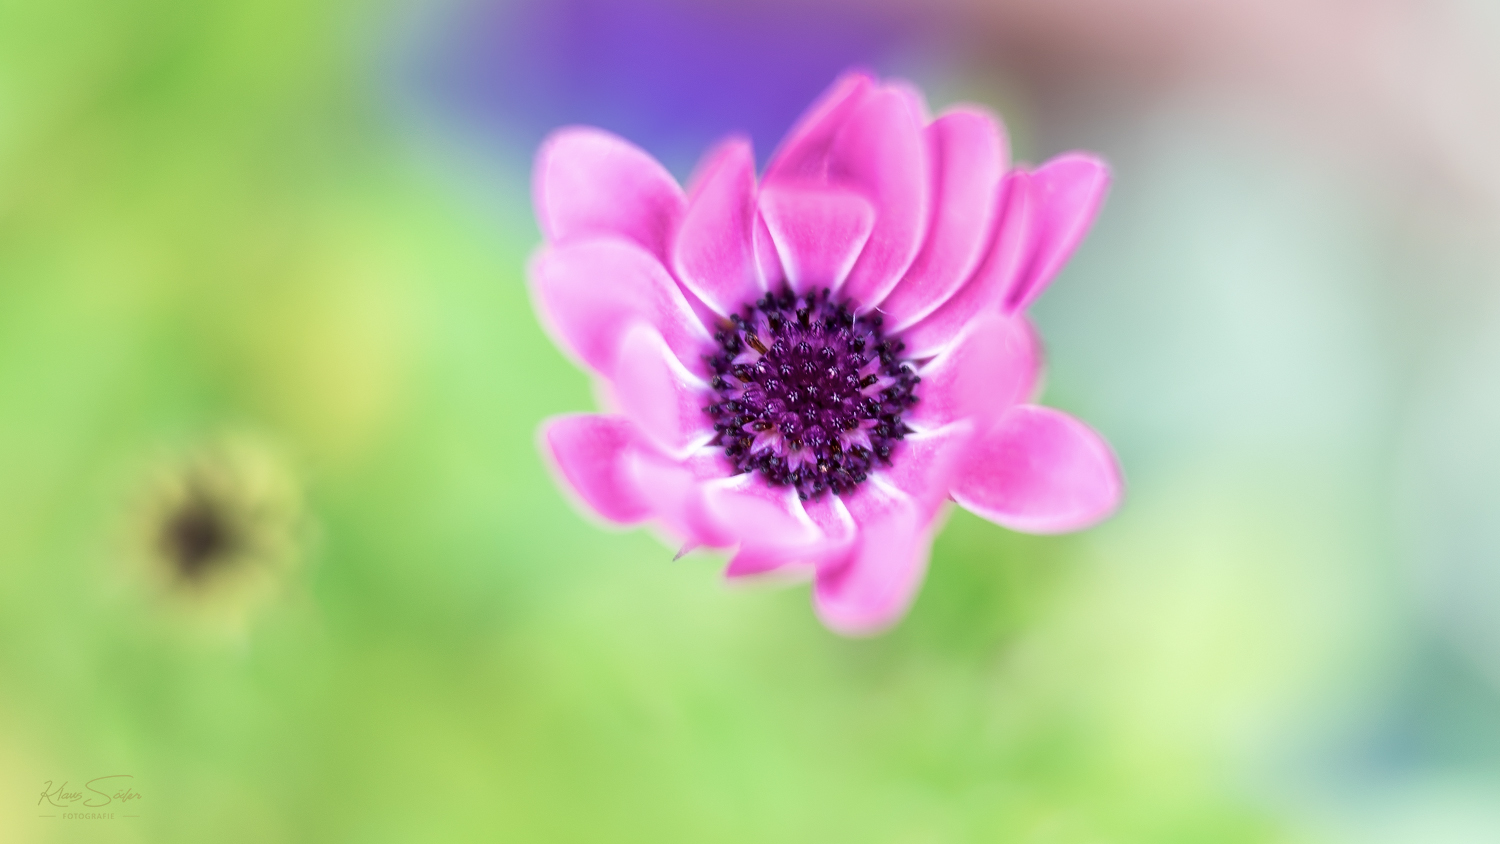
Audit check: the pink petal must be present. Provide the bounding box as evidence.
[1005,153,1110,312]
[879,108,1009,329]
[753,213,784,292]
[700,474,823,549]
[673,137,763,317]
[534,127,686,261]
[801,491,860,550]
[900,169,1036,358]
[539,414,651,525]
[885,79,932,125]
[624,447,736,548]
[675,275,725,333]
[907,313,1039,432]
[529,238,712,375]
[613,323,715,460]
[759,185,875,294]
[877,422,974,515]
[951,405,1123,534]
[828,86,931,308]
[724,545,816,581]
[764,71,876,184]
[813,478,930,635]
[1018,318,1046,403]
[725,491,858,580]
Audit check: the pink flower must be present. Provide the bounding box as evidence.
[529,71,1123,635]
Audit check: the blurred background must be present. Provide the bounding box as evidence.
[4,0,1500,840]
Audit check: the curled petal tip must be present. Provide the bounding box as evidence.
[952,405,1123,534]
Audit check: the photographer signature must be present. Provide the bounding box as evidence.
[38,775,142,808]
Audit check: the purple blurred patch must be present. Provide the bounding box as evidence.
[414,0,938,170]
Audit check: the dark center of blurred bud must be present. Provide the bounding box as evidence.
[161,489,237,580]
[703,287,920,501]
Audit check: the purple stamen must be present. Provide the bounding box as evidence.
[703,287,920,500]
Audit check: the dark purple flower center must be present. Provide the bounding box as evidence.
[704,287,919,501]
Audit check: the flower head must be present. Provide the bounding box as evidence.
[529,71,1122,634]
[128,435,304,628]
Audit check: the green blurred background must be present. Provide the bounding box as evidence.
[5,0,1500,841]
